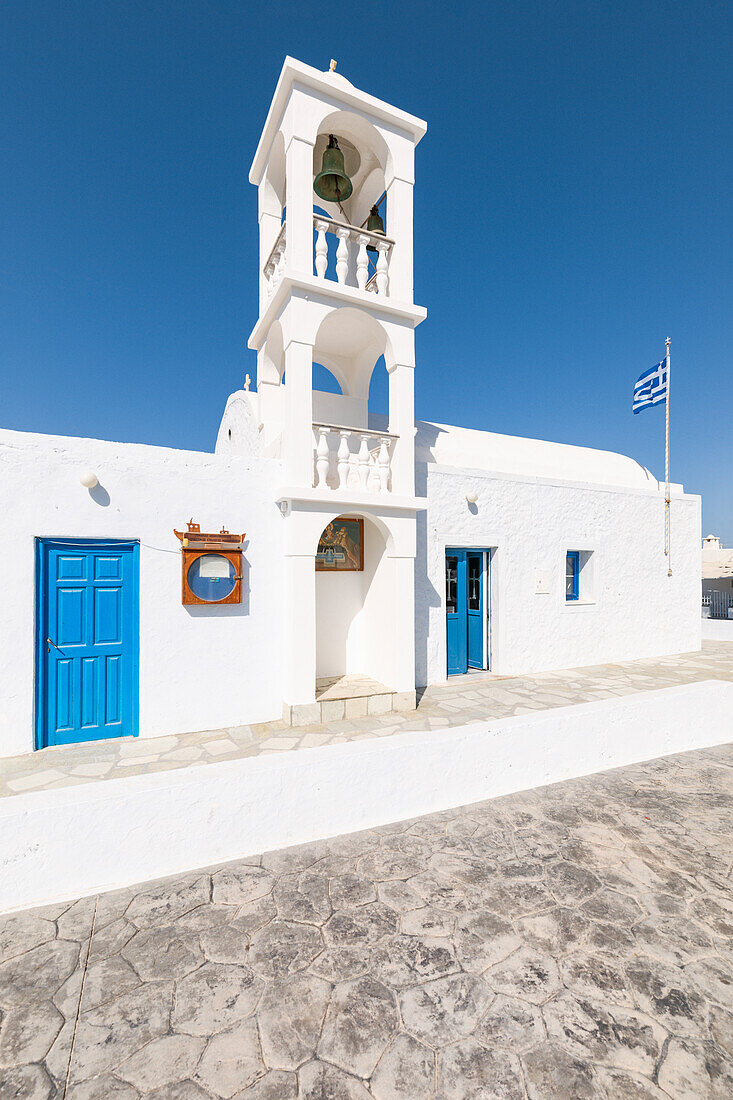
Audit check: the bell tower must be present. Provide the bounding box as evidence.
[247,57,427,717]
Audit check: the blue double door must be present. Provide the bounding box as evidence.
[446,549,489,675]
[36,540,139,748]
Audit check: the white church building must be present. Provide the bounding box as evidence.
[0,57,701,760]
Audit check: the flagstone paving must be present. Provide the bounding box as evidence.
[1,742,732,1097]
[2,641,732,798]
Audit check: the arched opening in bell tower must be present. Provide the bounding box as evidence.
[310,111,391,293]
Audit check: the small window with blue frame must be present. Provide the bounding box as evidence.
[565,551,580,601]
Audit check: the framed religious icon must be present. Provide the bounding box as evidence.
[316,517,364,571]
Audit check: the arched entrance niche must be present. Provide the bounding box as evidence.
[315,512,396,686]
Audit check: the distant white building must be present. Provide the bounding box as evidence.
[699,532,726,602]
[0,58,701,759]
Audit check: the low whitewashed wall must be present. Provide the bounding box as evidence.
[417,464,701,684]
[702,618,733,640]
[0,429,285,757]
[2,680,730,912]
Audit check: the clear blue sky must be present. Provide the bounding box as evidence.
[2,1,731,538]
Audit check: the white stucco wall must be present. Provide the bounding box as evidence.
[3,680,730,912]
[416,462,701,684]
[0,429,285,756]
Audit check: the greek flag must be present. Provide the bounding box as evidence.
[633,360,667,414]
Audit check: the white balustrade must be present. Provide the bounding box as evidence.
[264,217,395,300]
[263,223,286,298]
[312,215,394,296]
[312,423,396,494]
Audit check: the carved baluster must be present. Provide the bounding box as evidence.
[375,242,389,295]
[348,451,359,489]
[314,220,329,279]
[337,431,350,489]
[367,453,380,492]
[378,437,391,492]
[336,228,350,285]
[358,434,371,489]
[356,235,370,290]
[315,427,330,488]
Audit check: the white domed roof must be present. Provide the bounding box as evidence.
[323,69,354,89]
[416,420,658,490]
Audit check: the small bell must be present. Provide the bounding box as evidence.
[365,205,386,254]
[313,135,353,204]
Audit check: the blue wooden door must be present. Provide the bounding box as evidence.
[446,550,467,675]
[37,540,139,748]
[467,552,484,669]
[447,549,488,675]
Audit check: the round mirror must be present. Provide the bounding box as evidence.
[187,554,237,602]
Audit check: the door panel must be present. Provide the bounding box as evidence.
[445,552,467,675]
[37,540,139,748]
[467,553,484,669]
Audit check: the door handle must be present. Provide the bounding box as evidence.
[47,637,64,654]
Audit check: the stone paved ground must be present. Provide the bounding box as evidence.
[2,641,731,797]
[1,743,732,1098]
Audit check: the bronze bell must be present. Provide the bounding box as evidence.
[313,135,353,204]
[366,205,386,253]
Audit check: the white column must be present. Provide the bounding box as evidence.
[337,431,351,488]
[378,438,391,493]
[358,434,371,489]
[335,227,350,285]
[388,363,415,496]
[314,220,329,279]
[315,427,330,488]
[259,210,282,312]
[282,340,314,485]
[356,235,370,290]
[390,555,416,693]
[385,176,414,302]
[375,242,390,296]
[285,136,315,276]
[283,553,316,705]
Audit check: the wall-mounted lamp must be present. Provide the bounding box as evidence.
[80,470,99,489]
[465,490,478,504]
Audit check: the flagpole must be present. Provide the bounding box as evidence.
[664,337,671,575]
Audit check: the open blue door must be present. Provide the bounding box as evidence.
[446,549,489,675]
[445,551,466,675]
[36,540,139,748]
[467,552,484,669]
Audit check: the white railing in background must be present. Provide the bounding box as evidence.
[313,216,393,296]
[313,423,396,493]
[263,223,286,299]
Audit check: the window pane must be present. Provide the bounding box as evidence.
[446,557,458,614]
[187,554,236,601]
[468,556,481,610]
[566,552,578,600]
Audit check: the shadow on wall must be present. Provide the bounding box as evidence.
[414,423,443,688]
[88,483,111,507]
[185,549,252,618]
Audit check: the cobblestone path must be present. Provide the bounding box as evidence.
[1,742,732,1098]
